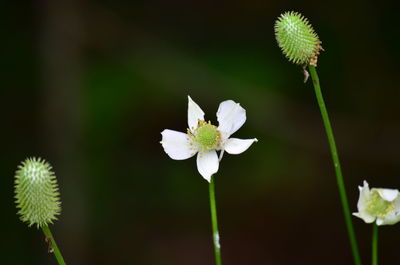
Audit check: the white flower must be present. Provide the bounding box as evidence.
[160,96,258,182]
[353,181,400,226]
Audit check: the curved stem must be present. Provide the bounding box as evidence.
[372,224,378,265]
[41,225,67,265]
[308,65,361,265]
[209,175,222,265]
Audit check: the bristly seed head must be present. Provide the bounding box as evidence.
[14,157,61,228]
[188,120,221,152]
[275,11,323,66]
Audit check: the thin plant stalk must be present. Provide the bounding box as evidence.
[209,175,222,265]
[372,224,378,265]
[41,225,67,265]
[308,65,362,265]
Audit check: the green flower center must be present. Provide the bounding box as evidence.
[367,191,395,218]
[189,120,221,152]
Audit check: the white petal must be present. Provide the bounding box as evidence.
[362,180,370,190]
[353,212,375,223]
[223,138,258,155]
[357,181,371,212]
[354,181,375,223]
[393,196,400,211]
[376,195,400,226]
[161,129,197,160]
[196,150,219,182]
[377,188,399,202]
[217,100,246,139]
[376,212,400,226]
[188,96,205,132]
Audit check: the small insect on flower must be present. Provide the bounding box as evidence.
[160,96,258,182]
[353,181,400,226]
[14,157,61,228]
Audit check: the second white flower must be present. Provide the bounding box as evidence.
[353,181,400,226]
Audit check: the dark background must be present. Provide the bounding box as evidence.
[1,0,400,264]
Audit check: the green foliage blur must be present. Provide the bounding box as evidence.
[1,0,399,264]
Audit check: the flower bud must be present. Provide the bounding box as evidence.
[14,158,61,228]
[275,11,323,66]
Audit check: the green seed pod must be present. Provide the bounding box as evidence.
[274,11,323,66]
[15,158,61,228]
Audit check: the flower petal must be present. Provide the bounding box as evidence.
[196,150,219,182]
[393,196,400,211]
[223,138,258,155]
[188,96,205,132]
[377,196,400,226]
[161,129,197,160]
[377,188,399,202]
[353,212,375,223]
[376,212,400,226]
[357,181,371,211]
[217,100,246,139]
[353,181,375,223]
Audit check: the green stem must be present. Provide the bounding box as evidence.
[209,175,222,265]
[41,225,67,265]
[308,65,361,265]
[372,224,378,265]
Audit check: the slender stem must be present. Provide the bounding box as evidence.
[372,224,378,265]
[209,175,222,265]
[41,225,67,265]
[308,65,361,265]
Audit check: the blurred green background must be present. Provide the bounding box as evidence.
[1,0,400,264]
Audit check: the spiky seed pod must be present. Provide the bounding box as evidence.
[275,11,323,66]
[14,158,61,228]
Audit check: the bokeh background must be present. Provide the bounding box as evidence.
[1,0,400,264]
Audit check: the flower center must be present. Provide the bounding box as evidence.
[367,191,395,218]
[189,120,221,152]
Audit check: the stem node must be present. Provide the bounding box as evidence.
[41,225,67,265]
